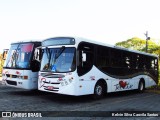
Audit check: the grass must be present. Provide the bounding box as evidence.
[146,82,160,94]
[147,88,160,94]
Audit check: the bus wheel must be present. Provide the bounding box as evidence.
[93,82,105,99]
[138,80,145,93]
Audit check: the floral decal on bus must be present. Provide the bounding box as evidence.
[119,81,127,89]
[115,80,133,91]
[3,71,9,81]
[39,77,46,88]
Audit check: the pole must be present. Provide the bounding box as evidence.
[144,31,150,53]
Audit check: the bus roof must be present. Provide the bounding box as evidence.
[11,40,41,45]
[41,36,158,58]
[74,37,158,58]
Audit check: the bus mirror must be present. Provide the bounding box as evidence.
[35,49,39,60]
[82,52,86,62]
[34,48,41,61]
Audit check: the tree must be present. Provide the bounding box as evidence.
[0,54,3,76]
[0,53,6,76]
[116,37,160,58]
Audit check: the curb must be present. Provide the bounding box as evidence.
[146,89,160,94]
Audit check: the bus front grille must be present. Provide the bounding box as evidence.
[6,80,17,86]
[43,81,60,84]
[43,86,59,91]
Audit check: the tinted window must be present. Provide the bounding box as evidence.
[77,42,94,76]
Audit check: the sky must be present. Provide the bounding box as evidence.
[0,0,160,52]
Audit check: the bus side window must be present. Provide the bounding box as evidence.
[154,58,158,71]
[151,59,155,70]
[77,42,94,76]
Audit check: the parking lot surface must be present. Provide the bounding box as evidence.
[0,82,160,120]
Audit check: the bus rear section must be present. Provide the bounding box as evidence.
[2,41,41,90]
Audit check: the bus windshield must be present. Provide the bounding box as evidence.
[4,43,34,69]
[40,47,76,72]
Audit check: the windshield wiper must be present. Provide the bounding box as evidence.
[54,46,65,62]
[45,47,50,59]
[45,47,52,67]
[14,44,21,67]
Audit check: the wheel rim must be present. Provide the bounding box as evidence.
[140,82,144,91]
[95,85,102,95]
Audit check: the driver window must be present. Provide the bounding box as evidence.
[77,42,94,76]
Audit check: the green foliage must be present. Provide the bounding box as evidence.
[116,37,146,51]
[0,54,2,72]
[0,54,5,76]
[116,37,160,58]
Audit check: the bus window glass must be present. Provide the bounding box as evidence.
[151,59,155,70]
[4,43,34,69]
[77,42,94,76]
[21,44,33,52]
[40,47,76,72]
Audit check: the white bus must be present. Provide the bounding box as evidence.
[2,41,41,90]
[37,37,158,98]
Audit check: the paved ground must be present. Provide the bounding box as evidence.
[0,80,160,120]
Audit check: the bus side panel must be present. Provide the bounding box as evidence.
[111,79,134,92]
[145,76,157,88]
[76,66,111,95]
[23,70,38,89]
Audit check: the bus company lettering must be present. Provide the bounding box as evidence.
[90,76,95,80]
[115,80,133,91]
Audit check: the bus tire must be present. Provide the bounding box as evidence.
[138,80,145,93]
[93,82,105,99]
